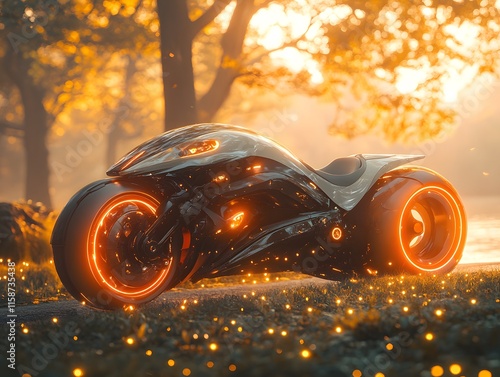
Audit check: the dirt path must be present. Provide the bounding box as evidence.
[2,262,497,323]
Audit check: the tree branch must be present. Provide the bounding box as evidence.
[244,13,319,66]
[0,120,24,138]
[254,0,275,10]
[190,0,232,39]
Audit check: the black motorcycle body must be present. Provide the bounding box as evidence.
[51,124,467,309]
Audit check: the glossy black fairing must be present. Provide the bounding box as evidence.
[145,156,356,283]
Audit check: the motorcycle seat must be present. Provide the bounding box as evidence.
[315,156,366,186]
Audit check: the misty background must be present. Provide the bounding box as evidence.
[1,84,498,211]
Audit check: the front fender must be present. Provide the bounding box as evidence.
[51,179,110,246]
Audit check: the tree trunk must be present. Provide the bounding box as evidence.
[157,0,198,131]
[106,56,137,167]
[4,51,52,208]
[197,0,257,122]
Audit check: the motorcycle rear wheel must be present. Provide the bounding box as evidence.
[367,168,467,275]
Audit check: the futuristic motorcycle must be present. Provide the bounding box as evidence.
[51,124,467,309]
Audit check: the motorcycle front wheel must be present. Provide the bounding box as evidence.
[52,181,179,309]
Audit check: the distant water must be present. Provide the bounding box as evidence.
[461,218,500,264]
[460,196,500,264]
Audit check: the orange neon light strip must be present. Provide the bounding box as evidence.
[398,185,463,272]
[88,195,169,299]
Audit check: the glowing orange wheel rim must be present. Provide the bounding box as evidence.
[398,186,463,272]
[87,193,172,300]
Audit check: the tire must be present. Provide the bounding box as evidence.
[52,181,179,309]
[366,167,467,275]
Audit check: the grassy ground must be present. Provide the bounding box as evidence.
[1,261,499,377]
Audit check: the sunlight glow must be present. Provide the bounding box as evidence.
[395,67,428,95]
[246,2,326,85]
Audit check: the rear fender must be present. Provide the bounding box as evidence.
[310,154,425,211]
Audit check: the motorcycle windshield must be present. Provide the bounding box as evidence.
[107,123,265,176]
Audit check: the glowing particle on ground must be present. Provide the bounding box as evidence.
[386,343,394,351]
[336,299,341,304]
[52,318,58,323]
[209,343,218,351]
[471,299,477,304]
[347,309,354,314]
[230,320,236,325]
[375,373,385,377]
[449,364,461,375]
[22,328,29,334]
[301,350,311,358]
[193,334,199,340]
[73,336,78,341]
[207,361,214,368]
[403,306,409,312]
[431,365,444,376]
[425,333,434,341]
[125,337,134,345]
[73,368,84,377]
[478,370,492,377]
[167,359,175,367]
[268,328,274,334]
[145,350,152,356]
[237,326,243,332]
[281,330,287,336]
[335,326,342,333]
[352,370,362,377]
[285,304,291,309]
[435,309,443,317]
[229,364,237,372]
[182,368,191,376]
[307,307,313,312]
[388,298,393,304]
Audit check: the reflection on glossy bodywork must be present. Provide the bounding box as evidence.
[108,124,423,210]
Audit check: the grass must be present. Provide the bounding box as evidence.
[1,262,499,377]
[0,259,309,306]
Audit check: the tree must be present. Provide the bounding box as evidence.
[320,0,500,141]
[157,0,500,141]
[0,0,71,208]
[157,0,310,130]
[0,0,159,207]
